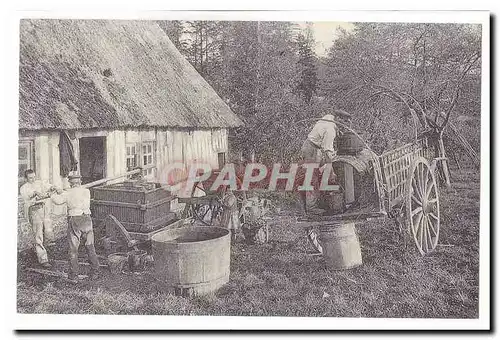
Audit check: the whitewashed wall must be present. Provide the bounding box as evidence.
[156,128,228,185]
[20,127,228,186]
[105,130,127,184]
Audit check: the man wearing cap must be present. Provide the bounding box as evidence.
[298,113,340,212]
[20,169,57,267]
[51,173,99,280]
[301,113,339,163]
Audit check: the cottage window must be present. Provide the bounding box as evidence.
[126,144,138,170]
[18,140,34,183]
[141,141,156,177]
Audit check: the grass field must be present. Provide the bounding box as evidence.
[17,168,480,318]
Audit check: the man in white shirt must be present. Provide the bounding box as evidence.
[19,169,56,267]
[298,113,339,213]
[51,173,99,280]
[301,114,338,163]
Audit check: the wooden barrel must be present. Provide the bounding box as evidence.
[337,132,364,155]
[319,223,362,270]
[151,226,231,297]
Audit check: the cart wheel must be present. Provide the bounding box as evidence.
[193,204,212,225]
[406,157,440,255]
[306,227,323,254]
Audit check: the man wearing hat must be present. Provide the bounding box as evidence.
[301,113,339,163]
[51,172,100,280]
[298,113,340,213]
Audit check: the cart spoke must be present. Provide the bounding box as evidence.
[412,177,423,200]
[425,169,432,191]
[418,217,424,251]
[420,164,426,189]
[427,216,437,237]
[426,182,435,200]
[419,166,427,201]
[412,211,423,232]
[422,217,429,253]
[412,193,422,205]
[411,206,423,217]
[425,217,434,249]
[428,198,438,205]
[428,212,439,221]
[418,164,424,187]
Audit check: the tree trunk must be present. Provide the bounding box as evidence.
[437,134,451,188]
[452,150,462,171]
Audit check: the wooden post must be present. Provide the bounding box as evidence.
[438,133,451,189]
[452,150,462,171]
[344,164,355,204]
[343,163,359,262]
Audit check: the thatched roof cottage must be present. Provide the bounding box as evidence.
[18,19,242,249]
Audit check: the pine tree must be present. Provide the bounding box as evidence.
[156,20,185,52]
[296,23,318,103]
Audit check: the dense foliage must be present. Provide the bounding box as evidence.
[158,21,482,165]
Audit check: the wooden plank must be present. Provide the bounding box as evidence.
[298,211,387,223]
[26,267,87,282]
[83,168,141,189]
[91,195,174,209]
[52,259,108,268]
[177,196,219,204]
[128,219,185,241]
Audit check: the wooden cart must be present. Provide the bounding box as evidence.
[302,133,445,256]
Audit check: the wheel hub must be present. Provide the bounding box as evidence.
[422,196,434,215]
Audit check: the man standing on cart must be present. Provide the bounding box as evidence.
[299,112,340,213]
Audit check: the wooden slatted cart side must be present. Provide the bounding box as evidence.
[379,138,431,212]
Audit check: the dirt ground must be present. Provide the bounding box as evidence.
[17,168,480,318]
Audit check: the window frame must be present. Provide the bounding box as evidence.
[18,140,35,184]
[126,143,138,171]
[217,152,227,170]
[140,141,156,178]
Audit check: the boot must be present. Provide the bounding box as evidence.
[86,244,100,279]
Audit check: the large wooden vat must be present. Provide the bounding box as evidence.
[91,181,176,233]
[151,226,231,297]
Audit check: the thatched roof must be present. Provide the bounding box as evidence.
[19,19,243,130]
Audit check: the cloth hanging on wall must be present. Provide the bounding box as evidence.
[59,131,78,178]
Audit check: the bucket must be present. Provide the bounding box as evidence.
[151,226,231,297]
[128,249,147,272]
[107,252,128,274]
[319,223,362,270]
